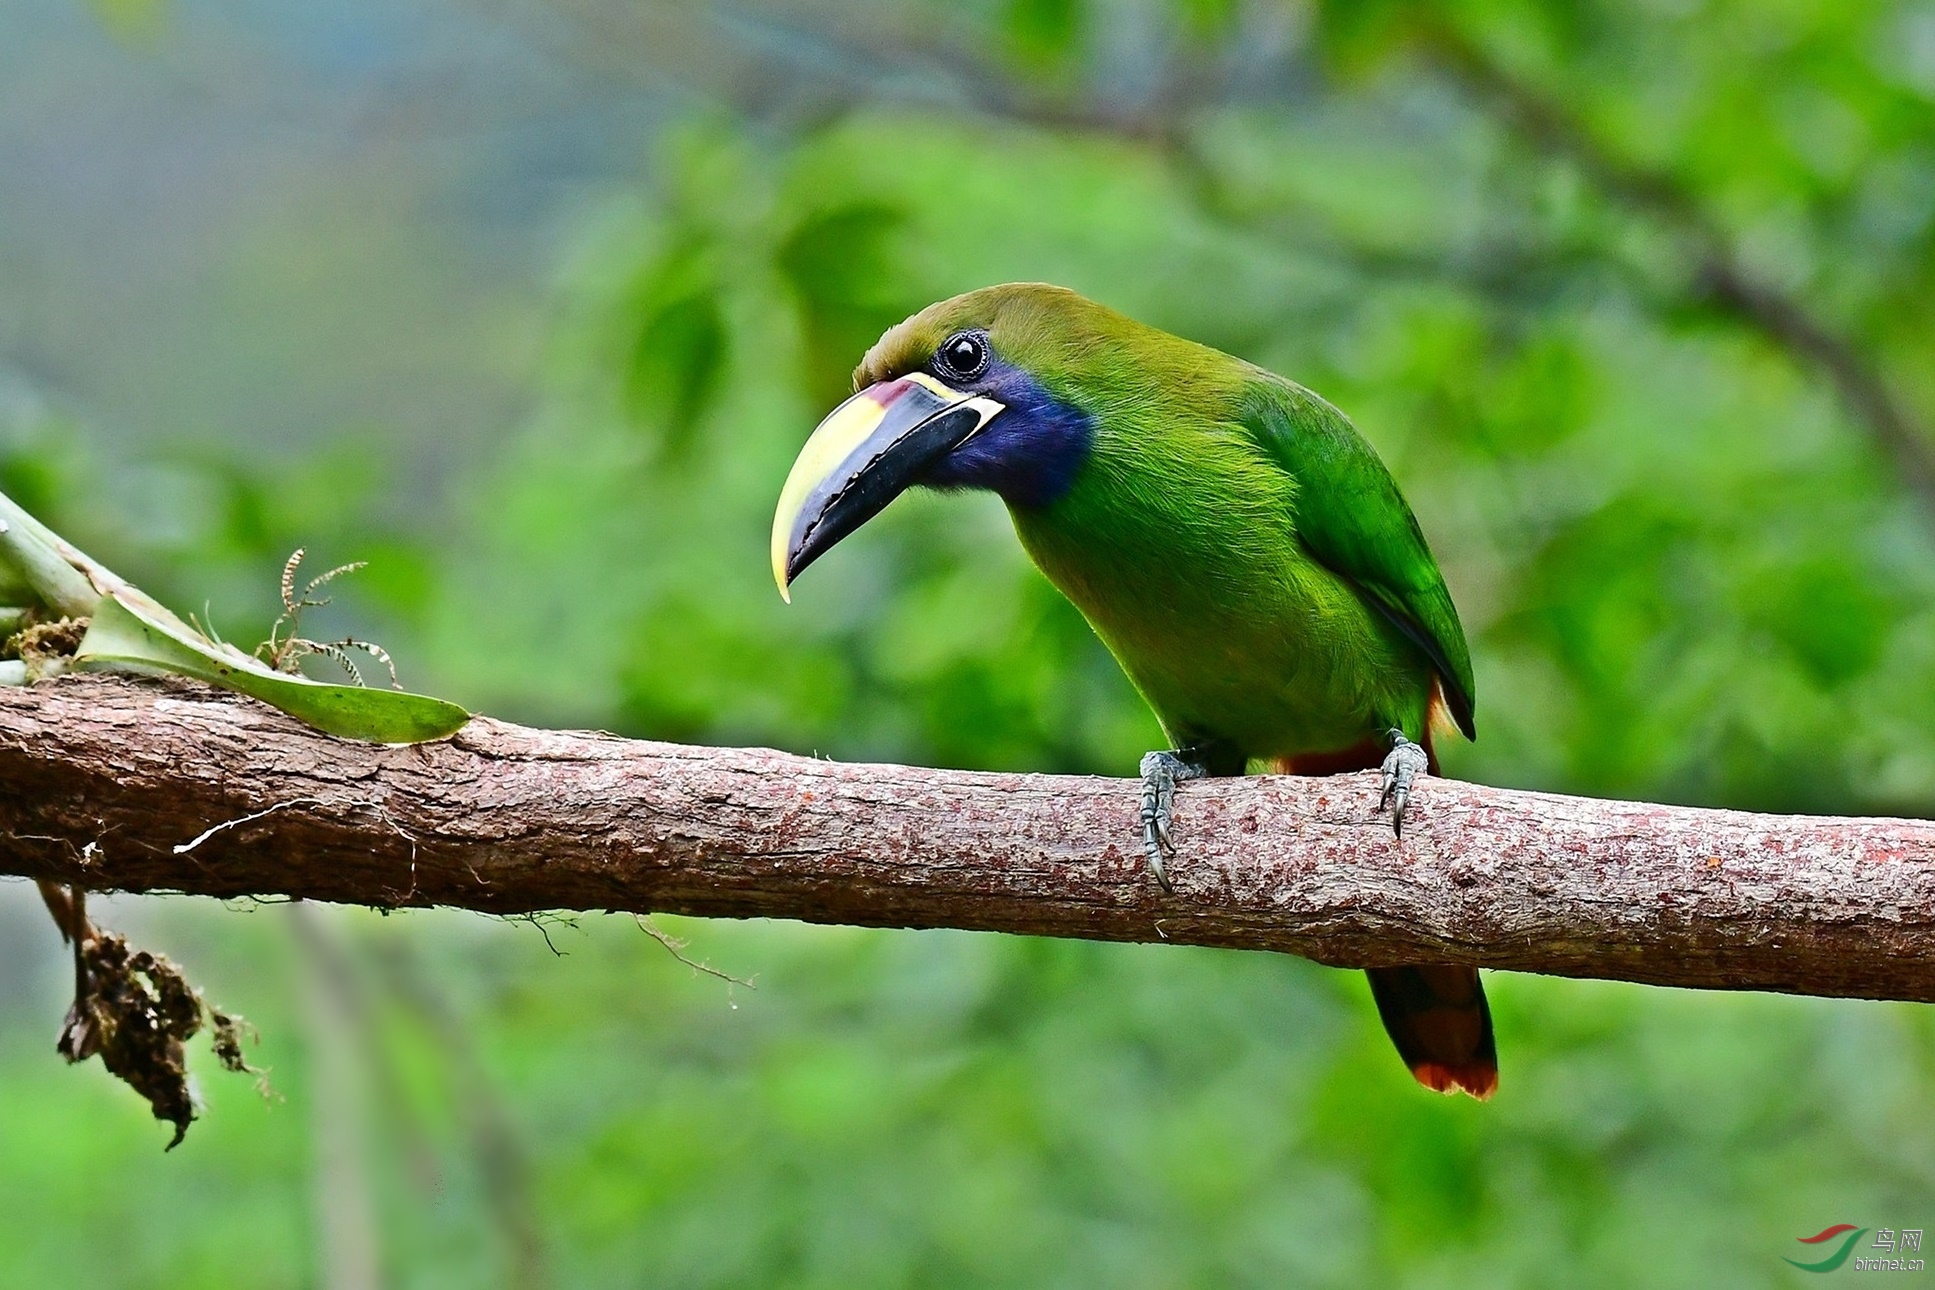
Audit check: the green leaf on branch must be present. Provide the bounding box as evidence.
[76,597,469,744]
[0,487,467,744]
[0,496,102,619]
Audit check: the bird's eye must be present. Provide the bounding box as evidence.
[935,331,990,381]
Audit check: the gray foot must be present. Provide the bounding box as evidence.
[1378,728,1430,838]
[1139,750,1207,891]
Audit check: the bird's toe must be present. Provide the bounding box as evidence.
[1378,730,1430,837]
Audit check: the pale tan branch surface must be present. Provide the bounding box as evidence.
[3,675,1933,1002]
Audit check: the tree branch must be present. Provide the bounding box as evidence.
[3,675,1933,1002]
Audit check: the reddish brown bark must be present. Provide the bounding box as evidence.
[4,675,1934,1001]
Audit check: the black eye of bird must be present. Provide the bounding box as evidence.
[935,331,990,381]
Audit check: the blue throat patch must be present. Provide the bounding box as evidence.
[919,362,1093,509]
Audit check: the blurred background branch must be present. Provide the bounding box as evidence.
[1410,14,1935,511]
[291,903,385,1290]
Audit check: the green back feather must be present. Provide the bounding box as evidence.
[1235,376,1477,738]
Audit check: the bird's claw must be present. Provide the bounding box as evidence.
[1378,728,1430,838]
[1139,750,1205,892]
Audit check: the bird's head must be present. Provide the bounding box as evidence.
[771,282,1111,600]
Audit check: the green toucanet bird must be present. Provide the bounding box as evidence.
[770,283,1496,1098]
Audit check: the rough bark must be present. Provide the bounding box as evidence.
[3,675,1933,1002]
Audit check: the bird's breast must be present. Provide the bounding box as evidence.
[1006,432,1423,755]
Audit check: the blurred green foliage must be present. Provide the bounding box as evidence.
[5,0,1935,1284]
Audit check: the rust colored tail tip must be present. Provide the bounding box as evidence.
[1412,1062,1499,1101]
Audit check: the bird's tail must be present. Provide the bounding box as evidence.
[1273,724,1497,1099]
[1365,965,1497,1099]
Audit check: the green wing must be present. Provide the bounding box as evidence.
[1237,375,1477,739]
